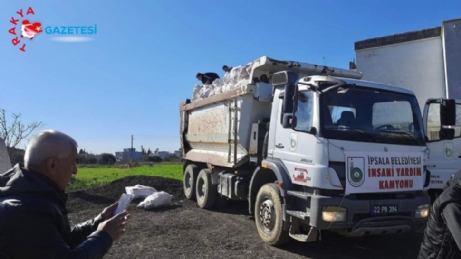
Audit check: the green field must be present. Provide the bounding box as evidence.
[69,163,183,191]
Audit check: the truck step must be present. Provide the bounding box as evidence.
[286,210,310,220]
[287,190,312,200]
[289,232,310,242]
[289,226,318,242]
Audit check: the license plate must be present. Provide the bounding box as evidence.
[371,205,398,214]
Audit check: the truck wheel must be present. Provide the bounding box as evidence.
[183,164,200,200]
[254,183,290,246]
[196,169,218,209]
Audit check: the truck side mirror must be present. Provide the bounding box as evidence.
[282,114,297,128]
[272,70,299,129]
[441,99,456,126]
[440,128,455,140]
[439,99,457,140]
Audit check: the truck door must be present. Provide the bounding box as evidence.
[423,98,461,194]
[272,90,320,186]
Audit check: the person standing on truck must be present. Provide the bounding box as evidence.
[418,180,461,258]
[0,129,130,259]
[222,65,233,73]
[196,72,220,85]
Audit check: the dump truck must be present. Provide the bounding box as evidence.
[179,56,441,245]
[353,17,461,202]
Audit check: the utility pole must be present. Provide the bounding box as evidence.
[131,135,134,160]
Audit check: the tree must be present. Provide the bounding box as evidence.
[98,153,116,165]
[0,109,44,148]
[147,148,152,155]
[85,154,98,164]
[76,154,97,164]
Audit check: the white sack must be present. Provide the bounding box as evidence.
[125,185,157,199]
[192,84,202,101]
[137,191,173,210]
[209,79,224,96]
[199,84,214,99]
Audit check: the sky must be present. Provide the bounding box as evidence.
[0,0,459,155]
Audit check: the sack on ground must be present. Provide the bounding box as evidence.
[125,185,157,199]
[137,191,173,209]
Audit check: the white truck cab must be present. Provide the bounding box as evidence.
[265,71,431,240]
[180,56,441,245]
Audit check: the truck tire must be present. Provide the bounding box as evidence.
[196,169,218,209]
[183,164,200,200]
[254,183,290,246]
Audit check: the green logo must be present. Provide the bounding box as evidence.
[446,147,452,158]
[348,158,365,187]
[290,139,296,149]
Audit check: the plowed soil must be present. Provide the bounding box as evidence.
[67,176,425,259]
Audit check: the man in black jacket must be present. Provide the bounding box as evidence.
[0,129,130,259]
[196,72,220,85]
[418,180,461,258]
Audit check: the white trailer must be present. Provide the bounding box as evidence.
[353,17,461,201]
[179,56,440,246]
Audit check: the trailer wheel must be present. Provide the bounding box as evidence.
[254,183,290,246]
[183,164,200,200]
[196,169,218,209]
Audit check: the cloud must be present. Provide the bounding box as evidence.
[49,36,94,42]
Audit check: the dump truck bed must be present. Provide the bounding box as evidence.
[180,83,272,168]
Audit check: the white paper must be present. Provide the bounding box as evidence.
[113,193,134,216]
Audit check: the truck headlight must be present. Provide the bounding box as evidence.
[415,204,430,218]
[322,206,347,222]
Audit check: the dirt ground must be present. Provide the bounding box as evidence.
[67,176,425,259]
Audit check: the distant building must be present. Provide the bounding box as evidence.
[157,151,170,159]
[115,148,143,162]
[146,148,182,160]
[174,150,182,158]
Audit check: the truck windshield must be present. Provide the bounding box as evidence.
[318,85,426,146]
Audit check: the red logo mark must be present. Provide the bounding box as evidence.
[20,19,43,40]
[293,168,308,183]
[8,7,38,52]
[293,174,308,183]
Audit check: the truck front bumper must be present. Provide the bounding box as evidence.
[307,193,429,236]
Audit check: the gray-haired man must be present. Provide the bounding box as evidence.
[0,129,130,259]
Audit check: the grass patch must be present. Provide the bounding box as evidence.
[69,164,183,191]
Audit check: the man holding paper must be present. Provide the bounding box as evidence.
[0,129,130,259]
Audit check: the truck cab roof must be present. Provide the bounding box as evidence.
[335,77,416,96]
[299,75,417,96]
[249,56,363,82]
[251,57,415,96]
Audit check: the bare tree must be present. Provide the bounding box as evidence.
[0,109,44,149]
